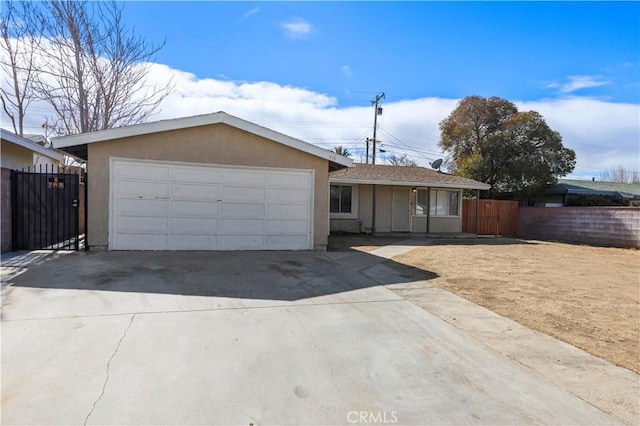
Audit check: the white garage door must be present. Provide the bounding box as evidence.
[109,158,314,250]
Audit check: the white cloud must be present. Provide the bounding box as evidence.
[5,59,638,179]
[282,19,313,38]
[241,7,260,19]
[518,98,639,178]
[546,75,611,94]
[341,65,353,76]
[151,66,640,176]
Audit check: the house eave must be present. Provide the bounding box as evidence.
[1,129,64,162]
[51,112,352,167]
[330,177,490,190]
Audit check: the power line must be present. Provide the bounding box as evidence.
[376,127,444,160]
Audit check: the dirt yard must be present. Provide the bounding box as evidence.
[328,235,639,373]
[387,238,640,374]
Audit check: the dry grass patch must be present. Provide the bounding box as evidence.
[392,239,640,374]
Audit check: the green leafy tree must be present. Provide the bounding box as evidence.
[333,146,351,157]
[439,96,576,197]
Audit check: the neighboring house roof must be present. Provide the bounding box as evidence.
[329,163,490,190]
[51,111,353,167]
[0,129,64,161]
[547,179,640,200]
[23,134,52,148]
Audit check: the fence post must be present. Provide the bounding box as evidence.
[475,190,480,234]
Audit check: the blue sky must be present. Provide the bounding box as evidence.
[122,1,639,105]
[6,1,640,179]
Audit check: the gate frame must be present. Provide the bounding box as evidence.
[10,165,86,251]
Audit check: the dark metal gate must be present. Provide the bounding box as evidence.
[11,168,83,250]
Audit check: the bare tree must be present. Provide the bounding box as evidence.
[387,153,417,167]
[600,165,640,184]
[10,0,173,136]
[0,1,41,136]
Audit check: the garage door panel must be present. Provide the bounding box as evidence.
[221,219,264,234]
[169,234,218,250]
[171,200,219,218]
[114,233,168,250]
[117,198,168,216]
[111,159,312,251]
[170,217,218,234]
[267,188,309,203]
[116,163,170,180]
[267,172,311,188]
[171,183,218,200]
[267,204,309,219]
[221,202,265,218]
[267,219,308,234]
[171,167,219,183]
[117,216,167,232]
[220,235,265,249]
[221,186,265,202]
[266,235,309,250]
[222,170,266,185]
[118,180,169,197]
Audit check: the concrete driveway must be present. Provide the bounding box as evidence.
[1,247,620,425]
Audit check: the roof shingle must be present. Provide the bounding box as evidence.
[329,163,490,190]
[548,179,640,199]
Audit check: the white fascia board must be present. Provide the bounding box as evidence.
[1,129,64,161]
[330,177,491,190]
[51,112,353,167]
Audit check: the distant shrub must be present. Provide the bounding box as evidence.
[565,195,627,206]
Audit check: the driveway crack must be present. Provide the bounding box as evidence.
[84,313,136,425]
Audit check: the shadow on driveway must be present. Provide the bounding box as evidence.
[5,249,437,301]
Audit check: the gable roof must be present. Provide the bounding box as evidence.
[547,179,640,199]
[330,163,490,190]
[1,129,64,161]
[51,111,352,167]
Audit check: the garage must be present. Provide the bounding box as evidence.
[110,158,313,250]
[51,112,351,251]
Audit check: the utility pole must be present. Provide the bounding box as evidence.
[371,92,385,164]
[365,138,370,164]
[369,92,384,236]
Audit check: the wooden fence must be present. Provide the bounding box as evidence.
[462,199,519,236]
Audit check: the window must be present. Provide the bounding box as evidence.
[415,189,460,216]
[330,185,353,214]
[416,190,428,215]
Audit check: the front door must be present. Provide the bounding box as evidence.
[391,186,411,232]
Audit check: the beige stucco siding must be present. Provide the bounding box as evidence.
[87,123,329,250]
[330,183,463,234]
[410,216,462,233]
[1,142,33,170]
[354,185,393,233]
[330,184,393,233]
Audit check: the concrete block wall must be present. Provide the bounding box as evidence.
[1,168,12,253]
[517,207,640,248]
